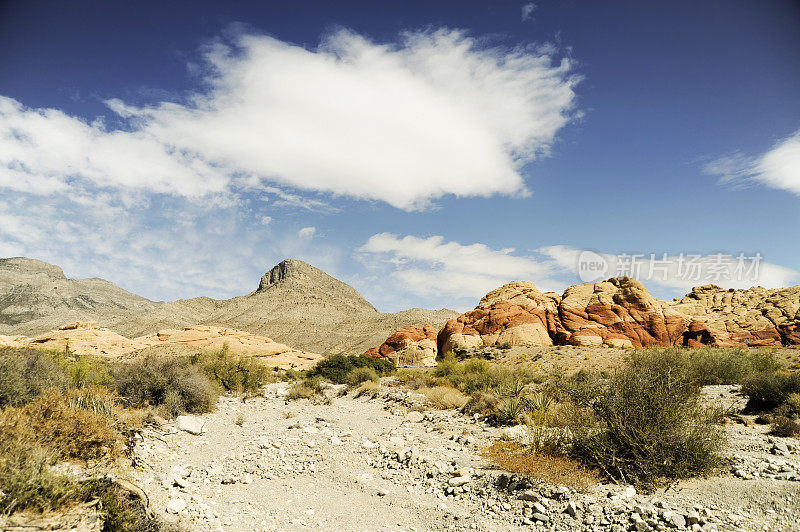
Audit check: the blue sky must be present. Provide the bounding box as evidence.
[0,0,798,311]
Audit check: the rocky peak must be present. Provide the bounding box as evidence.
[0,257,66,279]
[257,259,315,291]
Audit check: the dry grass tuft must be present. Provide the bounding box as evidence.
[482,441,600,492]
[418,385,470,409]
[0,390,124,462]
[354,379,379,398]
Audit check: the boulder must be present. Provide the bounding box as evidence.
[175,415,206,435]
[365,325,438,367]
[437,282,562,354]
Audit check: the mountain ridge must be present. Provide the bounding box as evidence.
[0,257,457,354]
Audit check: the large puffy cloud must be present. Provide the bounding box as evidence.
[0,28,580,210]
[705,130,800,196]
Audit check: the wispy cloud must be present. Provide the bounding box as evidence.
[704,130,800,196]
[359,233,564,305]
[521,3,537,21]
[262,186,338,214]
[297,226,316,238]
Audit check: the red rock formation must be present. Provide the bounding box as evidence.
[437,277,800,355]
[364,325,438,367]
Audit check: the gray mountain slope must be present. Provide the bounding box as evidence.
[0,257,458,354]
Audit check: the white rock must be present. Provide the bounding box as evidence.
[500,425,528,441]
[406,411,425,423]
[166,498,187,513]
[175,415,205,435]
[448,475,471,487]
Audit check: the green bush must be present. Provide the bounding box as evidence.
[110,356,218,416]
[686,348,781,385]
[0,439,77,513]
[307,354,395,384]
[286,377,325,401]
[0,348,68,406]
[549,369,603,407]
[770,416,800,437]
[433,356,540,395]
[64,354,112,388]
[569,350,722,487]
[345,366,379,387]
[741,371,800,411]
[190,346,274,396]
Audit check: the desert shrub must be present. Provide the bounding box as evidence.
[307,354,395,384]
[776,393,800,418]
[769,416,800,437]
[687,348,781,385]
[286,378,325,401]
[396,371,439,389]
[353,379,379,398]
[65,385,120,418]
[110,356,217,416]
[428,357,548,423]
[0,348,68,406]
[741,371,800,411]
[345,366,379,387]
[65,355,113,388]
[463,390,501,418]
[191,347,274,395]
[433,356,540,395]
[78,478,170,532]
[569,350,722,487]
[0,437,77,513]
[548,369,603,407]
[0,390,124,461]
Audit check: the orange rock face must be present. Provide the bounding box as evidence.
[364,325,438,367]
[437,277,800,355]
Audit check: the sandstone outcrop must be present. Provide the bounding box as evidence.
[27,321,143,356]
[438,282,563,354]
[136,325,323,369]
[1,322,324,369]
[437,278,800,355]
[668,284,800,347]
[366,325,438,367]
[558,277,685,348]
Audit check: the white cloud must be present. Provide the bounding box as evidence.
[521,3,537,21]
[705,130,800,196]
[359,233,563,302]
[298,226,316,238]
[538,245,799,292]
[260,216,273,225]
[261,186,338,214]
[0,27,580,211]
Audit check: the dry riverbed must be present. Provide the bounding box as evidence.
[131,383,800,532]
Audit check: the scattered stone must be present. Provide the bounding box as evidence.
[175,415,205,435]
[165,498,187,514]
